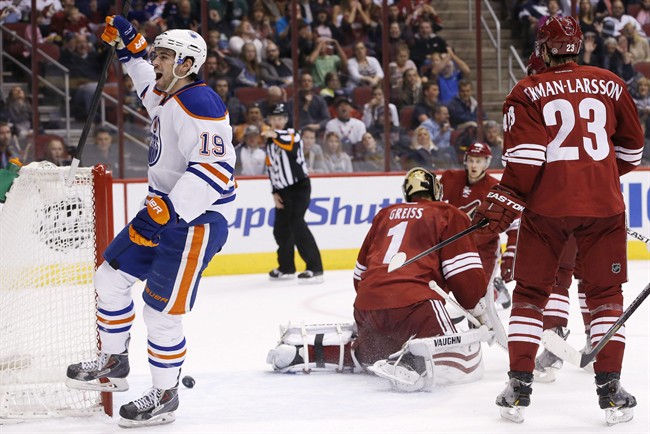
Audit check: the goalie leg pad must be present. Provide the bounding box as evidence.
[369,327,490,392]
[266,323,359,373]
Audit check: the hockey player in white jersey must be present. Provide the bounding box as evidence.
[65,17,236,428]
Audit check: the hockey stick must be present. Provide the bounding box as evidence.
[66,0,132,186]
[388,218,489,272]
[542,282,650,368]
[627,227,650,244]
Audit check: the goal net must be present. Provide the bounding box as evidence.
[0,162,114,420]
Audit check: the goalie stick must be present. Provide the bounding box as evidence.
[542,282,650,368]
[66,0,132,186]
[388,218,488,272]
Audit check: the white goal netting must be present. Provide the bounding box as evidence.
[0,162,107,419]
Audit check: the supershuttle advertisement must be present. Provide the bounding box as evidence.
[111,170,650,275]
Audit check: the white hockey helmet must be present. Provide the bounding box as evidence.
[153,29,207,75]
[402,167,443,202]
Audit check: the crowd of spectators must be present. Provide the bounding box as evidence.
[511,0,650,164]
[0,0,501,174]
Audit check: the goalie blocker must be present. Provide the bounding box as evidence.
[266,322,493,391]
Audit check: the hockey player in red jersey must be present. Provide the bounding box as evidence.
[440,142,517,309]
[267,168,506,390]
[353,167,506,389]
[472,16,644,424]
[523,51,594,383]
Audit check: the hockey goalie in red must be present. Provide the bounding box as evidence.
[472,16,644,424]
[266,168,506,391]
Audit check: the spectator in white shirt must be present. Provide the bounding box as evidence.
[346,41,384,88]
[325,97,366,154]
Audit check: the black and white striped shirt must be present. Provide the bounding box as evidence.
[265,128,309,191]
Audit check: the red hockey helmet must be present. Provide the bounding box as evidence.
[536,16,582,56]
[465,142,492,159]
[464,142,492,173]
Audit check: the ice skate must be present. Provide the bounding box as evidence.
[596,373,636,426]
[118,385,179,428]
[493,277,512,309]
[533,327,568,383]
[297,270,324,284]
[66,351,130,392]
[269,269,295,280]
[496,371,533,423]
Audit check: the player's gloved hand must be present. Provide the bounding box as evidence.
[129,196,177,247]
[102,15,147,62]
[472,185,525,234]
[469,297,496,345]
[500,255,514,282]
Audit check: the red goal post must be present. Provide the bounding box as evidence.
[0,162,115,420]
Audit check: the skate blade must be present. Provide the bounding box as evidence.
[367,363,414,384]
[118,412,176,428]
[533,366,559,383]
[605,407,634,425]
[367,362,423,392]
[297,276,324,285]
[500,406,525,423]
[65,377,129,392]
[269,275,295,281]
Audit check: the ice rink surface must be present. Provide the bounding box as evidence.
[3,262,649,434]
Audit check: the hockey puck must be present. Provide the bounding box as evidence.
[182,375,195,389]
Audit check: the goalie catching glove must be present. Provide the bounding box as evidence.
[101,15,147,62]
[472,185,525,234]
[129,195,177,247]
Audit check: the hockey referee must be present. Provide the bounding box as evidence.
[262,103,324,284]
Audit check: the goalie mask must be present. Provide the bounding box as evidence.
[402,167,443,202]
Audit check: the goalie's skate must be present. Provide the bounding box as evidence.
[66,351,129,392]
[596,373,636,426]
[496,371,533,423]
[534,327,568,383]
[118,386,179,428]
[368,359,430,392]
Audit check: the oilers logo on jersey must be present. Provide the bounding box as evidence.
[149,116,162,166]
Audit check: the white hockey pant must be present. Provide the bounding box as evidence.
[266,322,362,373]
